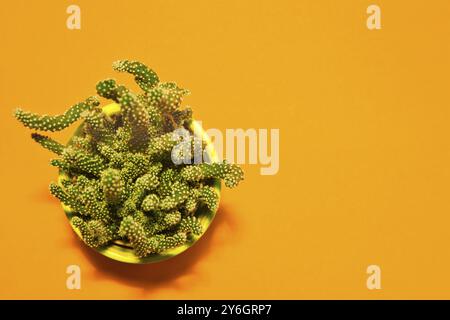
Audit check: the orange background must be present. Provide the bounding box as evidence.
[1,0,450,299]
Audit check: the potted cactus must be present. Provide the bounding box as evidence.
[14,60,243,263]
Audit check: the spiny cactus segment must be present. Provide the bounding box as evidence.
[112,60,159,92]
[14,97,99,132]
[31,133,65,155]
[14,60,244,258]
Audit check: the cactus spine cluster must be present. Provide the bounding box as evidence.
[14,60,243,258]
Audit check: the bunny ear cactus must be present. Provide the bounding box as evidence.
[13,60,244,259]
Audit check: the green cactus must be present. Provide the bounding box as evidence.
[180,161,244,188]
[14,96,99,132]
[141,194,160,212]
[71,216,116,248]
[31,133,65,155]
[14,60,244,258]
[179,216,203,235]
[112,60,159,92]
[101,168,125,205]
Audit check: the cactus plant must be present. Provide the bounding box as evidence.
[13,60,243,259]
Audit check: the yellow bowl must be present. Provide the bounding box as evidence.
[58,103,221,264]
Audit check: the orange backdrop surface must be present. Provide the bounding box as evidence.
[1,0,450,299]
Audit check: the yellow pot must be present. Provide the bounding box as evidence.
[58,103,221,264]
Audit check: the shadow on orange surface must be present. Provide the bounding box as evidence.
[34,185,60,205]
[70,204,238,295]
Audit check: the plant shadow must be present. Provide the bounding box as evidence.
[34,186,60,205]
[70,203,238,295]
